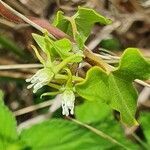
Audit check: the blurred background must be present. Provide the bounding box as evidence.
[0,0,150,132]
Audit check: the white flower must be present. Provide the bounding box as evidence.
[26,68,54,93]
[61,89,75,116]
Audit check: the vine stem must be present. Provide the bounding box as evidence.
[65,16,78,39]
[55,74,84,82]
[54,54,83,73]
[84,46,113,73]
[67,117,129,150]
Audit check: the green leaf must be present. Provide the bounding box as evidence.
[75,100,111,123]
[0,100,18,149]
[94,116,139,149]
[108,73,138,125]
[75,7,111,42]
[114,48,150,80]
[20,119,126,150]
[46,37,73,60]
[32,33,48,53]
[53,11,72,36]
[32,33,78,61]
[53,7,111,43]
[76,67,110,102]
[140,112,150,145]
[76,48,150,126]
[55,38,72,53]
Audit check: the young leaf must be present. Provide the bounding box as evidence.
[32,33,77,61]
[46,37,73,60]
[0,98,18,149]
[53,7,111,44]
[53,11,72,36]
[20,119,126,150]
[74,7,111,42]
[32,33,48,54]
[76,48,150,126]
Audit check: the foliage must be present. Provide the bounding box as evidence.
[76,48,150,126]
[0,92,139,150]
[0,6,150,150]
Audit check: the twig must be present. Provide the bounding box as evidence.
[138,87,150,107]
[68,117,129,150]
[0,70,32,79]
[135,79,150,88]
[14,100,54,116]
[0,64,43,70]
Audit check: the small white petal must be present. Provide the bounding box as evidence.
[26,67,54,93]
[27,83,35,89]
[70,108,74,115]
[61,90,75,116]
[26,78,32,82]
[30,77,39,84]
[33,82,44,93]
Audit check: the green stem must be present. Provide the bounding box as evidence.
[54,54,82,73]
[84,46,113,73]
[41,91,61,98]
[48,83,61,89]
[64,68,72,88]
[68,117,130,150]
[132,133,149,150]
[65,16,78,39]
[55,74,84,82]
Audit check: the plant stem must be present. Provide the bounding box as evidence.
[84,46,113,73]
[132,133,149,150]
[41,92,61,98]
[65,16,78,39]
[48,83,61,89]
[54,54,82,73]
[68,117,129,150]
[55,74,84,82]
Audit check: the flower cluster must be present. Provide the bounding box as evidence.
[26,68,54,93]
[61,89,75,116]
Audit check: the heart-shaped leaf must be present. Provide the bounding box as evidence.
[76,48,150,126]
